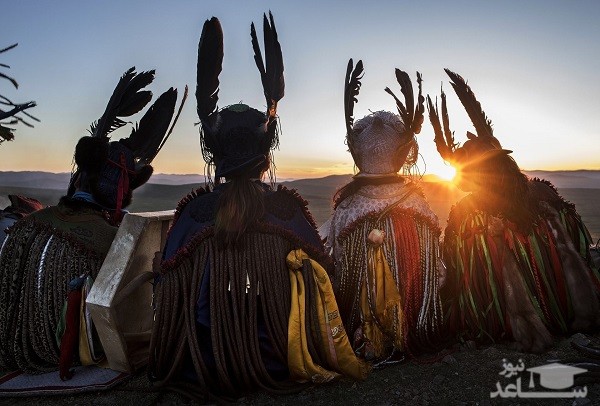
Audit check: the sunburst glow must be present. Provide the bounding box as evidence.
[434,165,457,182]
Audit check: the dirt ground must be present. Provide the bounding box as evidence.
[2,334,599,406]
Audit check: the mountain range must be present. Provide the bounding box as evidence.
[1,169,600,189]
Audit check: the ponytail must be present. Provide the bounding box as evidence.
[214,177,266,247]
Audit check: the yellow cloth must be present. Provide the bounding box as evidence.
[78,293,94,366]
[287,249,369,383]
[360,244,402,357]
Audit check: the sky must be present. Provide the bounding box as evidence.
[1,0,599,180]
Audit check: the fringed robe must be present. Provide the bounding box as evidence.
[149,184,367,398]
[327,181,443,357]
[0,199,117,372]
[442,179,599,352]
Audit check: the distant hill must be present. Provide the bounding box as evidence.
[0,170,598,240]
[1,170,599,189]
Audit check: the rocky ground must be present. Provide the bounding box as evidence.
[2,334,599,405]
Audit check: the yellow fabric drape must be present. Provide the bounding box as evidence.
[360,244,402,357]
[78,291,94,366]
[287,249,369,383]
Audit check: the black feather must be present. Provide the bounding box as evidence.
[428,94,454,162]
[344,58,364,135]
[251,11,284,117]
[444,68,494,140]
[441,87,454,149]
[91,67,155,139]
[395,69,414,126]
[412,72,425,134]
[120,70,155,113]
[118,90,152,117]
[384,87,406,119]
[155,85,188,159]
[126,87,178,166]
[264,12,284,106]
[196,17,223,122]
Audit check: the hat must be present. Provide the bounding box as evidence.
[349,111,415,176]
[210,104,271,179]
[344,59,424,177]
[68,67,185,217]
[196,14,284,183]
[428,69,512,169]
[527,363,587,390]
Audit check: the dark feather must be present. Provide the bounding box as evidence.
[395,69,414,126]
[344,58,364,135]
[427,95,453,162]
[118,70,155,116]
[91,67,155,139]
[264,12,284,107]
[0,72,18,89]
[384,87,406,119]
[118,90,152,117]
[196,17,224,122]
[0,43,18,54]
[0,101,36,121]
[412,72,425,134]
[155,85,189,159]
[444,68,494,139]
[440,87,454,149]
[127,87,178,166]
[251,12,285,117]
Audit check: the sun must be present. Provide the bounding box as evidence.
[434,165,457,182]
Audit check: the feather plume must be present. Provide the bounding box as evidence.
[196,17,223,122]
[155,85,188,160]
[385,69,425,136]
[384,87,406,119]
[444,68,494,140]
[428,95,454,162]
[412,72,425,134]
[251,11,284,117]
[344,58,364,135]
[440,87,453,149]
[396,69,414,126]
[126,87,178,166]
[90,67,155,139]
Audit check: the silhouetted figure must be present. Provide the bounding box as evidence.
[429,69,600,353]
[326,60,443,364]
[149,15,367,401]
[0,67,183,375]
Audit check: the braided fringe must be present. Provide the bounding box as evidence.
[0,220,102,372]
[336,209,442,356]
[150,232,305,397]
[442,205,596,345]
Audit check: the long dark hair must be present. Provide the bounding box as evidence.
[472,153,535,232]
[214,161,270,247]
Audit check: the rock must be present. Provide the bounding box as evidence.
[571,333,591,347]
[481,346,500,358]
[442,355,458,365]
[431,374,445,386]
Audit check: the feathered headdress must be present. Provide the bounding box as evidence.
[344,59,424,176]
[428,69,511,167]
[69,67,187,221]
[196,13,284,183]
[0,43,39,145]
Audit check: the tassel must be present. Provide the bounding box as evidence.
[59,278,85,380]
